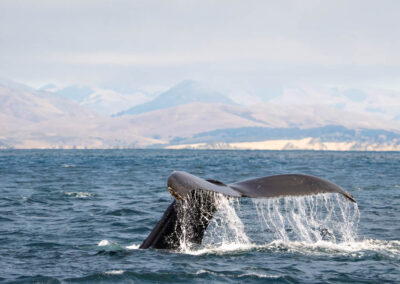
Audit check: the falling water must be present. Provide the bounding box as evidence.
[202,195,250,247]
[194,193,360,252]
[177,192,250,252]
[252,193,360,244]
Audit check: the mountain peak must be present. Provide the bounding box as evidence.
[117,80,235,116]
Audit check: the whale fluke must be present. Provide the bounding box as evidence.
[140,171,356,249]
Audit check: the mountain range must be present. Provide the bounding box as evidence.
[1,78,399,150]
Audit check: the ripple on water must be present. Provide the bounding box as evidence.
[104,208,142,216]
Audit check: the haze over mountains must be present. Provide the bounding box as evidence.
[40,83,150,116]
[1,78,399,150]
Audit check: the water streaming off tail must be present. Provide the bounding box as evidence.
[252,193,360,244]
[202,194,250,248]
[197,193,360,253]
[177,193,250,252]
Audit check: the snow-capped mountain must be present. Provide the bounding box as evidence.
[79,88,150,116]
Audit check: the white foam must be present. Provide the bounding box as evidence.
[65,192,95,198]
[98,240,110,246]
[126,243,140,250]
[105,270,124,275]
[268,238,400,257]
[185,238,400,258]
[238,272,280,279]
[195,269,219,276]
[97,240,140,250]
[61,164,75,168]
[195,269,279,279]
[185,242,257,256]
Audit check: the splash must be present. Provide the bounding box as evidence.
[126,243,140,250]
[177,193,250,253]
[267,239,400,257]
[181,193,362,255]
[202,195,250,247]
[98,239,110,246]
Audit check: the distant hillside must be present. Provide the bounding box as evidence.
[116,80,235,116]
[0,81,158,148]
[1,79,400,150]
[0,81,96,123]
[123,102,400,141]
[170,125,400,144]
[166,138,400,151]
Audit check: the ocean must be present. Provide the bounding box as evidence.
[1,150,399,283]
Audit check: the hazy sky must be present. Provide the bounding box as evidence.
[1,0,400,95]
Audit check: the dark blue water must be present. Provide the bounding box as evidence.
[1,150,399,283]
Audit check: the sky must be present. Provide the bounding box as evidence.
[1,0,400,97]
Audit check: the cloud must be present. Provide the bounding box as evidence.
[1,0,400,92]
[44,35,400,68]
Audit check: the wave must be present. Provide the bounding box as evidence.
[97,239,140,250]
[62,270,294,283]
[194,269,284,280]
[64,191,95,198]
[104,270,125,275]
[61,164,76,168]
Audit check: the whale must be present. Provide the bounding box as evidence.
[140,171,356,249]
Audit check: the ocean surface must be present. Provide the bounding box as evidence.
[1,150,399,283]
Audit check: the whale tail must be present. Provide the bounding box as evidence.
[140,171,356,250]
